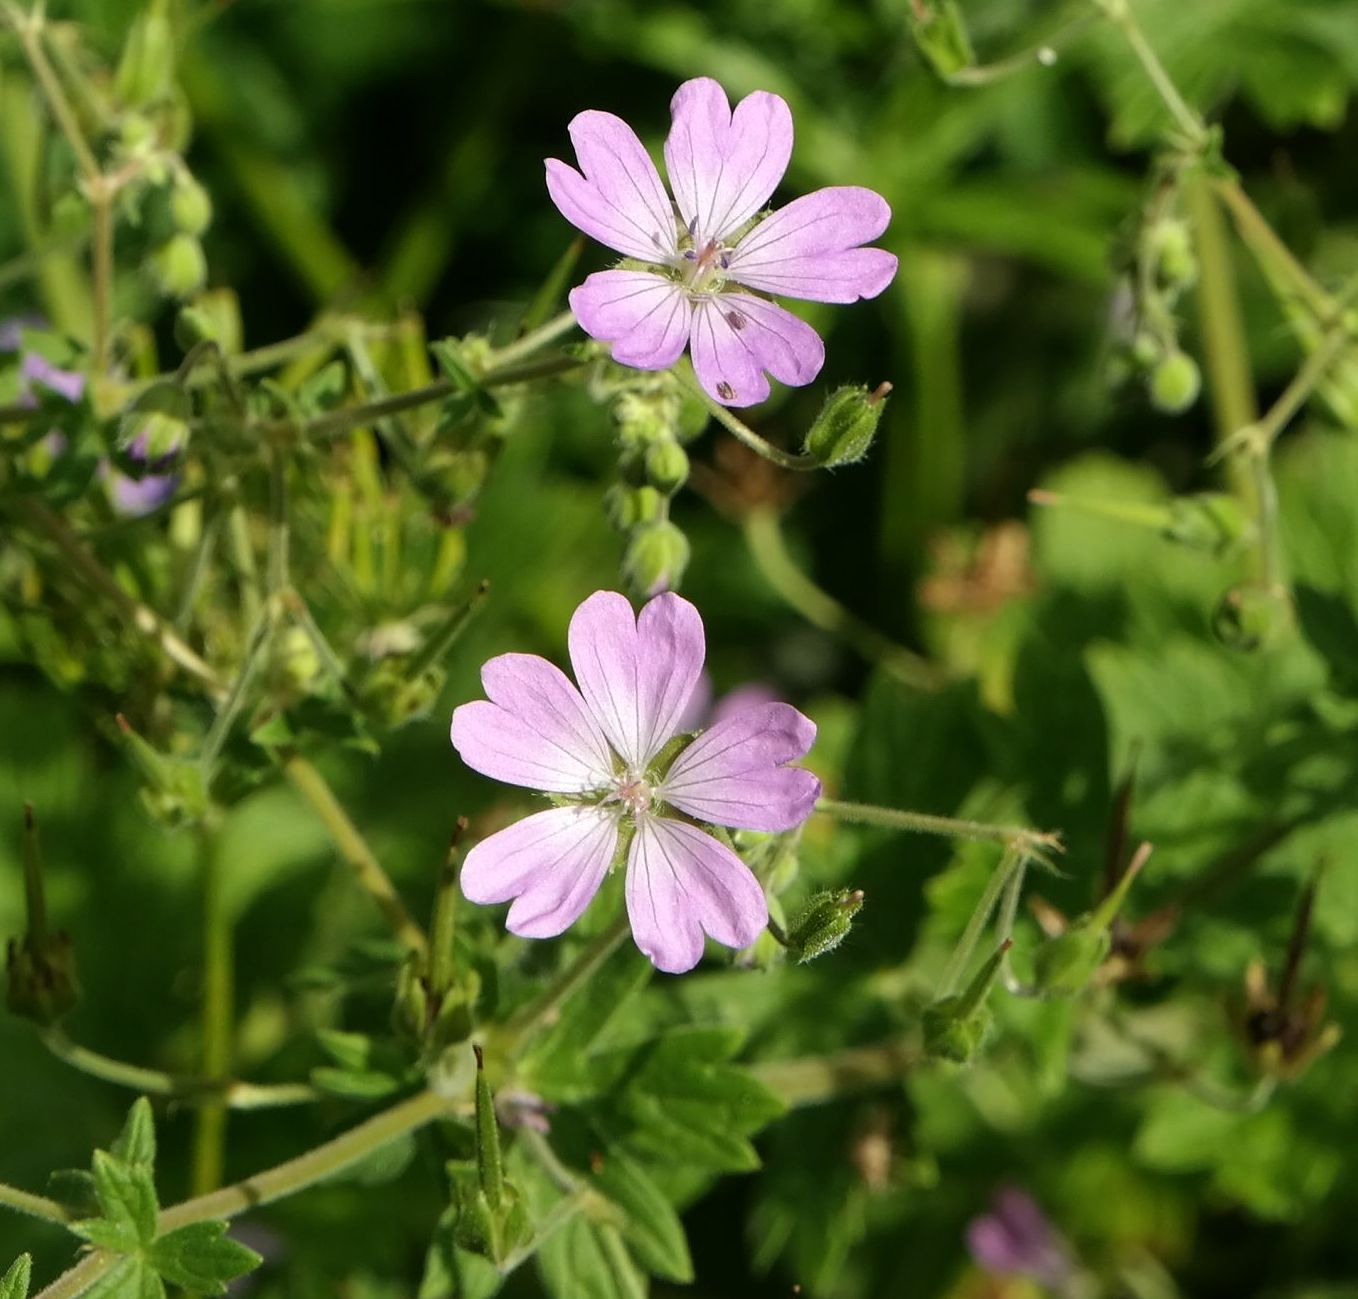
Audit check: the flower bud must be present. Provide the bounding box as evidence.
[1148,351,1200,414]
[174,305,219,351]
[644,439,689,495]
[1031,917,1111,998]
[803,383,890,467]
[116,714,210,826]
[613,391,675,448]
[1130,332,1162,368]
[785,888,863,963]
[115,0,174,108]
[604,483,663,532]
[1164,492,1251,555]
[117,381,191,460]
[1147,219,1197,288]
[907,0,976,78]
[1212,584,1293,652]
[147,234,207,299]
[623,521,689,596]
[273,625,321,692]
[170,175,212,236]
[923,941,1011,1064]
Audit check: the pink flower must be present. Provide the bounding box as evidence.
[546,77,897,408]
[450,590,821,973]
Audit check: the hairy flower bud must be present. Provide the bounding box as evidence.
[785,888,863,963]
[803,383,889,467]
[907,0,976,78]
[170,175,213,236]
[623,521,690,596]
[148,234,207,299]
[116,0,174,107]
[604,483,664,532]
[923,941,1011,1064]
[644,439,690,495]
[174,305,219,351]
[1148,351,1201,414]
[1147,219,1197,289]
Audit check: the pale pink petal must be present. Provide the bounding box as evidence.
[709,682,779,726]
[689,294,824,408]
[545,111,678,263]
[567,590,705,770]
[726,186,898,303]
[569,270,692,369]
[664,77,793,246]
[626,816,768,972]
[661,702,819,831]
[461,807,618,939]
[451,652,614,794]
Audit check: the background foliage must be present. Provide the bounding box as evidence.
[3,0,1358,1297]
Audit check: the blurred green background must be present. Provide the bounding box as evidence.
[4,0,1358,1296]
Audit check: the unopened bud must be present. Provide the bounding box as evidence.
[1147,219,1197,288]
[116,714,210,826]
[117,381,191,460]
[623,521,689,596]
[147,234,207,299]
[613,392,675,448]
[803,383,890,467]
[923,940,1011,1064]
[644,439,689,495]
[604,484,663,532]
[1164,492,1251,555]
[174,305,219,351]
[907,0,976,78]
[1130,332,1162,368]
[785,888,863,963]
[115,0,174,108]
[1148,351,1200,414]
[1212,584,1293,652]
[170,175,212,236]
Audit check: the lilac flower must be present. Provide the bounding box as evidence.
[967,1187,1075,1290]
[546,78,897,408]
[450,590,820,973]
[108,426,183,518]
[678,675,780,733]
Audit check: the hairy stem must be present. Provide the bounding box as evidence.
[39,1028,319,1107]
[938,844,1025,997]
[488,309,578,370]
[0,1181,72,1228]
[279,751,428,958]
[743,509,943,691]
[191,828,234,1196]
[687,381,819,470]
[816,798,1061,854]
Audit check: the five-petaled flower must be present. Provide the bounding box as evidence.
[546,77,897,408]
[450,590,820,973]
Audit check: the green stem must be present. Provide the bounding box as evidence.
[937,844,1024,996]
[1185,175,1257,503]
[743,509,944,691]
[279,752,428,958]
[429,822,467,1004]
[686,378,819,471]
[944,12,1096,86]
[225,501,263,632]
[403,579,490,681]
[0,1181,71,1227]
[7,6,100,180]
[1096,0,1206,146]
[488,309,578,370]
[34,1088,458,1299]
[39,1029,319,1106]
[748,1042,916,1108]
[191,827,233,1196]
[501,912,632,1057]
[1213,179,1334,321]
[816,798,1061,853]
[199,608,272,772]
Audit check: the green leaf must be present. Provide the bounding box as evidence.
[1294,584,1358,693]
[81,1256,165,1299]
[110,1099,156,1170]
[591,1149,692,1284]
[537,1216,647,1299]
[89,1150,159,1249]
[0,1255,31,1299]
[147,1221,262,1295]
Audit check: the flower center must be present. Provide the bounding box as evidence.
[610,773,654,817]
[680,236,731,292]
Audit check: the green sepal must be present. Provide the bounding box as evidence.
[784,888,864,963]
[147,1221,262,1294]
